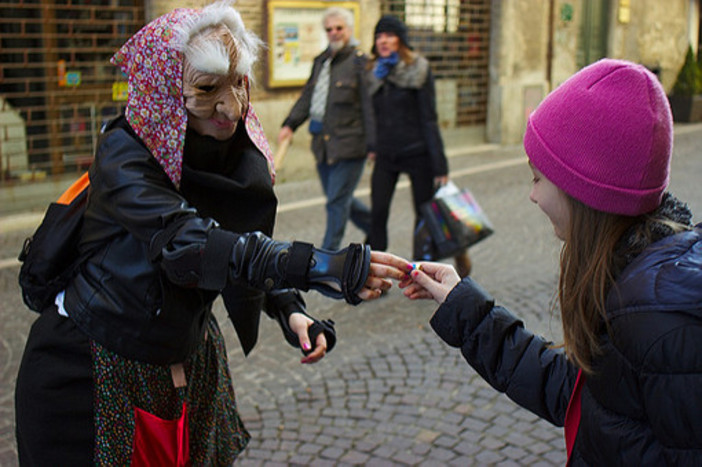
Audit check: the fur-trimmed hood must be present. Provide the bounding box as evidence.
[608,193,702,316]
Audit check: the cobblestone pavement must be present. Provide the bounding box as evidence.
[2,125,702,465]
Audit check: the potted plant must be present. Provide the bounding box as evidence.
[668,46,702,122]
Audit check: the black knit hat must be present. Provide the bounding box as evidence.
[373,15,410,49]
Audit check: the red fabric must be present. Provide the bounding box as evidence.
[131,402,191,467]
[564,369,585,465]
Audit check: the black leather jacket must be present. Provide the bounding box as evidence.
[63,119,302,364]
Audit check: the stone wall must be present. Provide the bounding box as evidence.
[487,0,694,145]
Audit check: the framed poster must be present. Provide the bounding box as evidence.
[266,0,360,88]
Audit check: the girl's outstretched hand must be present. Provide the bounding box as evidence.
[400,261,461,304]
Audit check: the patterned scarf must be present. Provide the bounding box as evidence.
[110,3,274,188]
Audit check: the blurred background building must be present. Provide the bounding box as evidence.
[0,0,697,184]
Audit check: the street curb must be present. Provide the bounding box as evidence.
[0,142,507,234]
[2,122,701,235]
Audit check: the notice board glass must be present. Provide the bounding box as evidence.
[266,0,360,88]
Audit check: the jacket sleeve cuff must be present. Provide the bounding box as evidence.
[199,228,236,290]
[429,277,495,347]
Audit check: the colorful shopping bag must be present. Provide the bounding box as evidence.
[414,182,494,261]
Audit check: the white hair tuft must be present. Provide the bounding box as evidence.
[185,40,230,75]
[172,0,262,76]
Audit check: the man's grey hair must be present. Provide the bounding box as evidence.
[322,7,354,30]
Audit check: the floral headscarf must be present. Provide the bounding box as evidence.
[110,1,274,187]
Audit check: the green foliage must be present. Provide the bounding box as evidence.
[672,46,702,96]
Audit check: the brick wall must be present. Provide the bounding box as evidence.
[0,0,144,178]
[380,0,491,126]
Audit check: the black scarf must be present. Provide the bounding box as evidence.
[181,126,277,235]
[180,125,279,355]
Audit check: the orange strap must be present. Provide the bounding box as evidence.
[56,172,90,205]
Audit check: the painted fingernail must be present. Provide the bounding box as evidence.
[302,342,311,351]
[407,263,415,272]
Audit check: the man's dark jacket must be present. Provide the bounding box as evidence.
[282,44,375,164]
[430,228,702,464]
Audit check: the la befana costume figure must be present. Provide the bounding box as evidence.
[14,2,402,464]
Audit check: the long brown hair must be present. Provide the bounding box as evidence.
[559,195,691,374]
[558,197,638,374]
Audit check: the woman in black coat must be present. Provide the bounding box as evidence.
[366,15,472,277]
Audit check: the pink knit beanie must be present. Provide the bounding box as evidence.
[524,58,672,216]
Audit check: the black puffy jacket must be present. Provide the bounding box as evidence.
[430,228,702,464]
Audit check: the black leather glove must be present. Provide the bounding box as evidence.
[266,289,336,355]
[228,231,370,305]
[158,229,370,304]
[281,241,371,305]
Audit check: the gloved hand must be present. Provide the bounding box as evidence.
[266,289,336,355]
[264,289,336,355]
[158,229,371,304]
[279,241,370,305]
[228,231,371,305]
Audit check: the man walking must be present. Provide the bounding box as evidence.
[278,7,375,250]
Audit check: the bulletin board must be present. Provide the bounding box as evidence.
[266,0,360,88]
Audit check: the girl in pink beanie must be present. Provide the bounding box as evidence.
[378,58,702,464]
